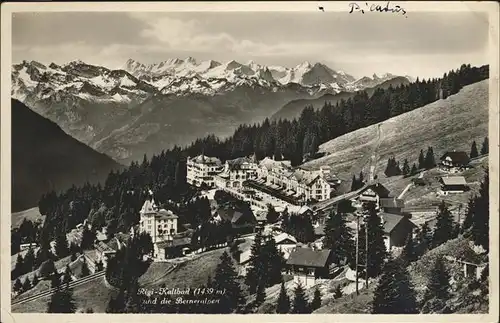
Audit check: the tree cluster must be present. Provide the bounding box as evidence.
[280,212,315,243]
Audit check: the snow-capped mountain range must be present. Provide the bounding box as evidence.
[12,57,411,105]
[11,58,413,163]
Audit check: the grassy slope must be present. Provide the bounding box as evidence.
[11,207,45,229]
[302,80,489,182]
[11,276,113,313]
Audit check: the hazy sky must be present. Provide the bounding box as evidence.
[12,11,490,79]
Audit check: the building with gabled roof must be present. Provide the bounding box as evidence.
[440,151,470,168]
[379,197,405,214]
[439,176,468,195]
[356,183,391,209]
[286,247,332,287]
[380,213,418,251]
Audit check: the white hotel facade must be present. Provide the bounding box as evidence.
[187,154,341,211]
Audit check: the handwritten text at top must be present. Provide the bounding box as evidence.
[349,1,408,17]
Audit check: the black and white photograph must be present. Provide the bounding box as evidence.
[1,1,499,320]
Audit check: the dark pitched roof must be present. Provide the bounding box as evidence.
[440,151,470,164]
[359,183,391,198]
[381,213,417,234]
[287,248,331,267]
[440,176,467,186]
[156,237,191,249]
[216,206,256,225]
[380,198,405,209]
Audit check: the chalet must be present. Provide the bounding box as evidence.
[215,205,257,235]
[286,248,332,288]
[381,213,417,251]
[439,176,468,195]
[379,197,405,215]
[357,183,391,209]
[440,151,470,172]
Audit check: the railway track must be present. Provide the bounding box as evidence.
[12,271,106,306]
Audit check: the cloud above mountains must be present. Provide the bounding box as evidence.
[12,10,489,79]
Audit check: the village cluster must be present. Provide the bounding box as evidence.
[84,148,481,290]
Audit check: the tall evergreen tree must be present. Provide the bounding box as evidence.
[402,159,411,176]
[424,146,436,169]
[470,140,479,159]
[371,258,418,314]
[410,163,418,176]
[423,257,450,306]
[310,286,322,311]
[276,281,290,314]
[480,137,488,155]
[266,204,279,224]
[22,276,32,291]
[13,278,23,293]
[323,210,354,266]
[431,201,455,248]
[47,287,77,313]
[125,279,142,313]
[55,232,70,259]
[400,234,416,264]
[291,283,310,314]
[39,259,56,279]
[418,149,425,169]
[245,230,264,293]
[416,222,431,257]
[23,247,35,273]
[461,197,476,233]
[13,254,24,278]
[81,258,90,278]
[351,174,359,192]
[261,236,285,287]
[471,172,489,250]
[255,282,266,306]
[63,265,72,284]
[363,202,388,278]
[213,251,243,313]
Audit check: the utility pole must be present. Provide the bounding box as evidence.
[355,213,360,295]
[365,213,369,289]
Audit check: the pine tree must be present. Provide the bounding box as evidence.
[14,254,24,278]
[423,257,450,305]
[480,137,488,155]
[410,163,418,176]
[424,146,436,169]
[471,172,489,250]
[51,273,61,289]
[255,282,266,306]
[125,279,141,313]
[416,222,431,257]
[470,140,479,159]
[310,286,322,311]
[81,258,90,278]
[334,285,343,299]
[23,247,35,273]
[359,171,364,185]
[55,232,70,259]
[431,201,455,248]
[22,276,32,291]
[418,149,425,169]
[63,265,72,284]
[462,198,476,233]
[40,259,56,278]
[47,287,77,313]
[323,210,354,266]
[401,234,415,264]
[371,258,418,314]
[213,251,243,313]
[402,159,411,176]
[32,273,39,286]
[291,283,310,314]
[106,289,126,313]
[245,230,264,293]
[266,204,279,224]
[13,278,23,293]
[363,202,388,278]
[276,281,290,313]
[261,236,285,287]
